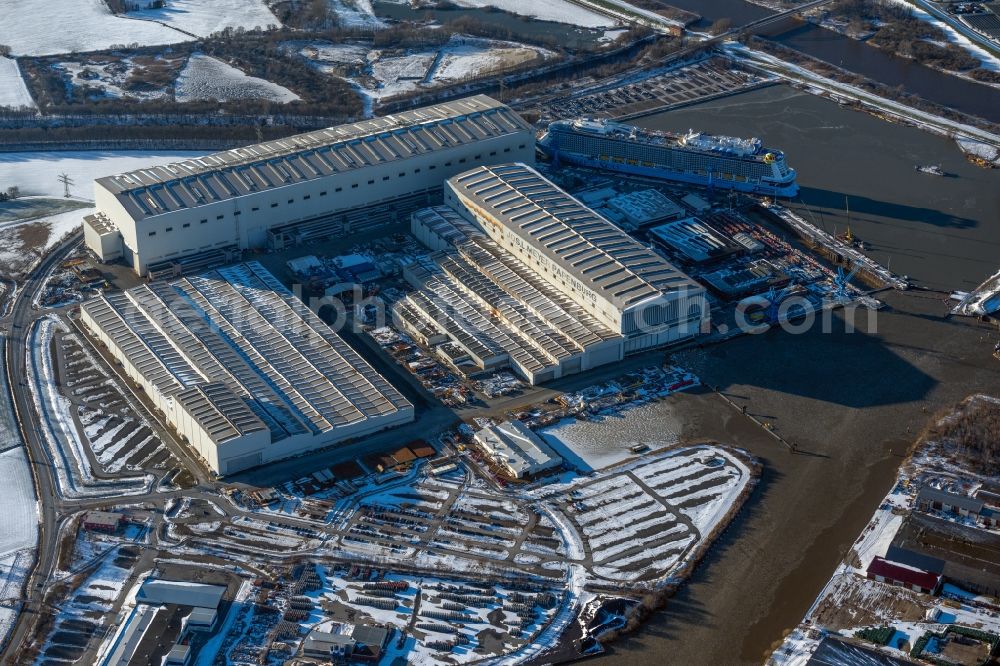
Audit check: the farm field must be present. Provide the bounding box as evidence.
[128,0,280,37]
[0,57,36,108]
[450,0,614,27]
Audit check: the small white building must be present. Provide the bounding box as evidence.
[473,420,562,479]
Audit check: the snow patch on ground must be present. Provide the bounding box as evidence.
[175,54,300,103]
[450,0,614,27]
[329,0,385,28]
[0,151,203,201]
[0,0,190,56]
[0,206,94,276]
[0,57,36,109]
[884,0,1000,72]
[541,402,683,471]
[129,0,279,37]
[0,448,38,557]
[304,35,554,107]
[27,316,153,498]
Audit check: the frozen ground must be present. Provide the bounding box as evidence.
[541,402,684,471]
[432,42,550,82]
[884,0,1000,73]
[53,55,184,101]
[328,0,385,28]
[0,206,94,276]
[0,0,190,56]
[129,0,279,37]
[0,57,36,109]
[0,447,37,649]
[0,448,38,557]
[450,0,614,27]
[0,151,202,201]
[175,54,300,103]
[306,36,553,105]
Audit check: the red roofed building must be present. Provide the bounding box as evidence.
[866,556,942,595]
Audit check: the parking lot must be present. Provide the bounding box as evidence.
[541,57,771,121]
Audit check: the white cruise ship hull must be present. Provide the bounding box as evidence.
[544,150,800,198]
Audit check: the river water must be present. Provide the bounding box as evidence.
[635,84,1000,291]
[662,0,1000,122]
[593,56,1000,666]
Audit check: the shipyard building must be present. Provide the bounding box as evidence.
[80,261,413,475]
[395,163,708,384]
[84,95,534,276]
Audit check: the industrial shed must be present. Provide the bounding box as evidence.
[443,163,709,352]
[83,95,535,276]
[80,261,413,475]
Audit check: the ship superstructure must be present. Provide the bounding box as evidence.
[539,118,798,197]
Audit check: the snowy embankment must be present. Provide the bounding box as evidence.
[27,316,153,499]
[885,0,1000,73]
[0,57,36,110]
[175,54,300,103]
[128,0,279,38]
[451,0,613,27]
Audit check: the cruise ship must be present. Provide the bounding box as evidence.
[539,118,799,197]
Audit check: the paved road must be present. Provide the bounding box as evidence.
[1,231,83,664]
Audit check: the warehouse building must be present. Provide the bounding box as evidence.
[443,164,709,352]
[648,217,741,264]
[80,261,413,475]
[397,206,623,384]
[474,420,562,479]
[83,95,535,276]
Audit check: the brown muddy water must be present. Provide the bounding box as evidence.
[597,291,1000,664]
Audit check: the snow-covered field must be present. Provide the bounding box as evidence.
[328,0,384,28]
[432,42,547,82]
[0,0,190,56]
[541,402,684,471]
[0,445,37,648]
[129,0,279,37]
[0,149,181,272]
[0,57,36,109]
[175,54,300,103]
[451,0,614,27]
[0,206,94,276]
[0,150,202,201]
[0,448,38,557]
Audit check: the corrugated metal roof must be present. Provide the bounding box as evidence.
[97,95,529,222]
[174,382,269,445]
[447,163,701,311]
[81,262,411,443]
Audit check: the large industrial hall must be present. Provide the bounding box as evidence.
[80,261,414,475]
[395,163,709,385]
[83,95,535,276]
